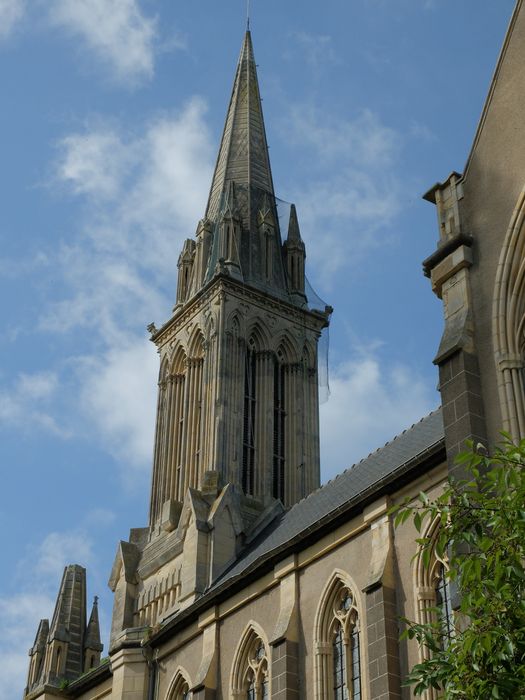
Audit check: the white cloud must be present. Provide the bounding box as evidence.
[286,106,400,168]
[36,98,214,471]
[78,337,158,469]
[33,531,94,578]
[0,592,55,700]
[57,130,133,199]
[282,106,402,283]
[0,371,67,436]
[46,0,157,85]
[320,351,437,480]
[0,0,25,40]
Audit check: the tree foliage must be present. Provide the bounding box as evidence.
[391,436,525,699]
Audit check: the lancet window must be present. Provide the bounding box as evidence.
[272,352,286,501]
[415,519,454,698]
[169,671,191,700]
[242,341,257,495]
[315,575,362,700]
[232,628,270,700]
[493,185,525,438]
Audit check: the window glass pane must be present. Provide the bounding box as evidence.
[435,564,454,645]
[351,627,361,700]
[333,624,348,700]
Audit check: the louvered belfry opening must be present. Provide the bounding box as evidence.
[272,358,286,501]
[242,344,257,495]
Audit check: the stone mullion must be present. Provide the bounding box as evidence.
[180,360,195,496]
[232,338,244,485]
[169,376,182,500]
[201,335,215,474]
[295,364,307,503]
[254,352,266,496]
[156,383,169,522]
[163,377,176,505]
[308,368,320,495]
[193,359,204,487]
[224,333,236,483]
[284,366,297,506]
[158,379,172,508]
[187,359,199,491]
[314,646,331,700]
[228,337,242,485]
[149,381,165,525]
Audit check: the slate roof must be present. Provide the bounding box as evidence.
[212,407,444,590]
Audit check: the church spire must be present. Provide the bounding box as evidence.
[205,30,275,225]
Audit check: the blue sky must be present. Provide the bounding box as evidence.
[0,0,516,693]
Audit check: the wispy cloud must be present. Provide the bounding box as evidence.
[0,370,68,436]
[320,349,437,480]
[36,98,214,470]
[281,105,402,282]
[286,31,339,74]
[0,0,25,40]
[45,0,158,85]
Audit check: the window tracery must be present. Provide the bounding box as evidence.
[315,575,363,700]
[415,519,454,698]
[231,626,270,700]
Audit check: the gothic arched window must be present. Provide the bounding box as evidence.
[272,350,286,502]
[315,574,363,700]
[493,184,525,438]
[168,670,192,700]
[415,519,454,698]
[242,340,257,495]
[231,626,270,700]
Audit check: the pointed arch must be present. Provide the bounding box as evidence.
[302,340,316,370]
[493,184,525,438]
[314,570,364,700]
[171,345,187,376]
[159,355,170,383]
[167,666,192,700]
[275,332,299,364]
[414,517,453,699]
[188,326,205,359]
[230,622,270,699]
[227,310,243,339]
[246,318,271,351]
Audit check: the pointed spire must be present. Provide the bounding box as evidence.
[205,31,275,224]
[31,618,49,654]
[287,204,302,243]
[85,596,103,652]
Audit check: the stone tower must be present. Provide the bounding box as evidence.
[148,30,330,525]
[25,565,102,694]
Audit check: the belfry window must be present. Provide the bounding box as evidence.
[242,344,256,494]
[272,357,286,501]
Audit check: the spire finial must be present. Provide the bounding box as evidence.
[247,0,250,30]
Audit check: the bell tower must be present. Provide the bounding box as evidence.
[148,31,330,524]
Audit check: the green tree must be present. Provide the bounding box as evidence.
[391,437,525,699]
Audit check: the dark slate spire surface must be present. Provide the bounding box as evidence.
[205,31,275,225]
